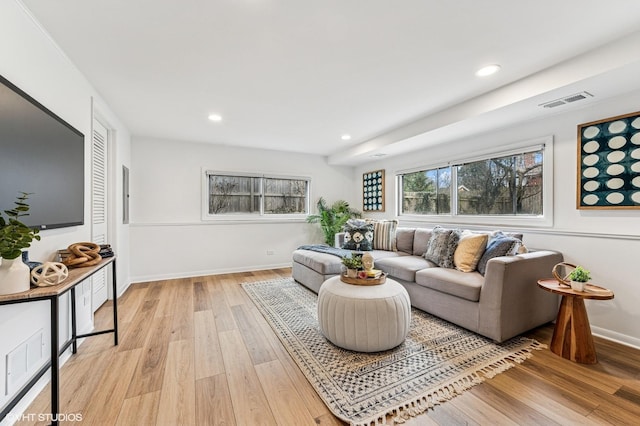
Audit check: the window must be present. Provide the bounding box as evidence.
[204,171,309,220]
[398,139,550,224]
[401,167,451,214]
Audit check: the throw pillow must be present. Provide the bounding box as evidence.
[423,226,460,268]
[454,231,488,272]
[342,219,374,251]
[366,219,398,251]
[476,235,521,275]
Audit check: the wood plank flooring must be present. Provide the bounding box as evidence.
[14,269,640,425]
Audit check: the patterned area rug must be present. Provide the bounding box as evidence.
[242,278,543,426]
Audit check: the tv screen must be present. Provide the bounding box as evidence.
[0,74,85,230]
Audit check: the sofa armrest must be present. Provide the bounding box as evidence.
[478,250,563,342]
[334,232,346,248]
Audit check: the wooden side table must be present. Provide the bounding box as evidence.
[537,279,614,364]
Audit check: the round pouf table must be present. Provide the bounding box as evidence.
[317,275,411,352]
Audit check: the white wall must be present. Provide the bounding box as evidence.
[354,90,640,348]
[0,0,131,417]
[129,137,356,282]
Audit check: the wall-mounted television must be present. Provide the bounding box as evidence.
[0,74,85,230]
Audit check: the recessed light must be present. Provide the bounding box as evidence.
[475,64,501,77]
[341,134,351,141]
[208,114,222,122]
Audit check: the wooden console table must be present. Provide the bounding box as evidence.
[537,278,613,364]
[0,257,118,425]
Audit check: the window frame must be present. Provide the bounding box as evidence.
[201,170,311,222]
[396,136,554,227]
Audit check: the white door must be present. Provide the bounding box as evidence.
[91,119,109,311]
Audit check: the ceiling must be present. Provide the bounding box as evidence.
[21,0,640,165]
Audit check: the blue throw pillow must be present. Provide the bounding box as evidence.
[476,236,521,275]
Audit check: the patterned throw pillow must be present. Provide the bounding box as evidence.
[423,226,460,268]
[366,219,398,251]
[454,231,488,272]
[476,235,521,275]
[342,219,374,251]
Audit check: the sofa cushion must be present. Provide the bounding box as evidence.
[454,231,488,272]
[476,235,520,275]
[395,227,415,254]
[424,226,460,268]
[412,228,432,256]
[366,219,398,251]
[342,220,374,251]
[370,250,407,261]
[375,255,437,282]
[292,249,344,275]
[415,268,484,302]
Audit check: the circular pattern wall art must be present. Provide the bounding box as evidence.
[577,111,640,209]
[363,170,385,212]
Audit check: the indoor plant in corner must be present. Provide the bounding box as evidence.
[0,193,40,295]
[306,197,361,246]
[569,265,591,292]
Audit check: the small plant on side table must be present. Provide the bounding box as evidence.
[569,266,590,292]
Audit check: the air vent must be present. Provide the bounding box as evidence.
[539,91,594,109]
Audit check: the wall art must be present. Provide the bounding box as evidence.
[363,170,385,212]
[577,111,640,209]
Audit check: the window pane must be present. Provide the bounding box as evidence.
[516,151,543,215]
[401,168,450,214]
[263,178,308,214]
[208,175,260,214]
[457,150,543,215]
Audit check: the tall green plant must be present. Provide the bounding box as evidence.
[306,197,361,245]
[0,193,40,259]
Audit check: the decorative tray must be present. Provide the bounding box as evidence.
[340,272,387,286]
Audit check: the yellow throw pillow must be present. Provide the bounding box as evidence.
[454,231,488,272]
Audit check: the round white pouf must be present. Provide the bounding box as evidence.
[317,276,411,352]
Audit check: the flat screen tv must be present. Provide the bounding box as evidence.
[0,74,85,230]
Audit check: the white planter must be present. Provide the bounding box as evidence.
[346,268,358,278]
[570,280,587,292]
[0,257,31,295]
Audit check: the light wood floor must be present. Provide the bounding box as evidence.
[15,269,640,425]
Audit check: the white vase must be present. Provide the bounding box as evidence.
[0,257,31,295]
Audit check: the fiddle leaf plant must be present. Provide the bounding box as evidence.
[569,266,591,283]
[0,193,40,260]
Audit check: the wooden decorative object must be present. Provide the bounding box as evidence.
[62,242,102,268]
[30,262,69,287]
[551,262,577,286]
[340,273,387,286]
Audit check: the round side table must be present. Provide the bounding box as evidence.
[537,279,614,364]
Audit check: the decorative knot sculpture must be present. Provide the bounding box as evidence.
[62,242,102,268]
[30,262,69,287]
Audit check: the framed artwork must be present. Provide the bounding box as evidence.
[577,111,640,209]
[363,170,385,212]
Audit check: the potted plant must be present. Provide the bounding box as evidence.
[306,197,361,246]
[0,193,41,295]
[569,265,591,292]
[341,255,363,278]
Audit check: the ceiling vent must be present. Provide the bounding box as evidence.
[539,91,594,109]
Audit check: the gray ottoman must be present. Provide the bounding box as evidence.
[317,276,411,352]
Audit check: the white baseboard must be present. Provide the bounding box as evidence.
[129,262,293,284]
[591,325,640,350]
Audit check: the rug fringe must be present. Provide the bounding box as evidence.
[352,339,544,426]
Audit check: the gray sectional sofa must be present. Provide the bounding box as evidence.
[292,226,563,342]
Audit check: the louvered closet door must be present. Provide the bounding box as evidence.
[91,119,109,311]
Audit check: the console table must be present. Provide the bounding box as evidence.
[0,257,118,425]
[537,278,613,364]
